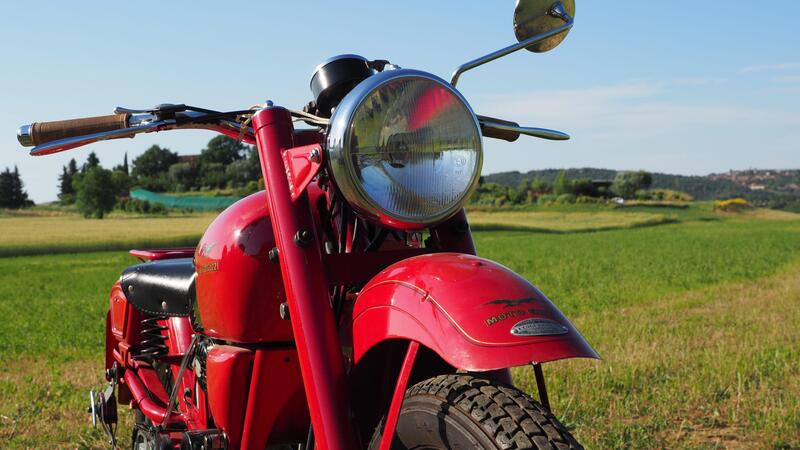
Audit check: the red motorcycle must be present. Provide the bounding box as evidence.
[18,1,596,449]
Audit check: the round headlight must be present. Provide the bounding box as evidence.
[327,69,482,229]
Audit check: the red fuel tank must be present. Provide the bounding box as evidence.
[194,191,292,343]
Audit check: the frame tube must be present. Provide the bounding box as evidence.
[252,107,356,450]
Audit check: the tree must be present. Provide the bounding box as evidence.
[168,163,198,191]
[612,170,653,199]
[200,136,245,166]
[113,152,129,175]
[58,158,79,204]
[131,145,179,179]
[111,169,131,197]
[553,170,571,195]
[0,166,33,209]
[226,146,262,187]
[82,152,101,173]
[75,167,117,218]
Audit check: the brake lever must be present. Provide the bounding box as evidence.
[113,104,190,115]
[477,115,569,142]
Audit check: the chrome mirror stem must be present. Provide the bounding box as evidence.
[450,4,573,87]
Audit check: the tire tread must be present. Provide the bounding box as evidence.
[404,374,583,450]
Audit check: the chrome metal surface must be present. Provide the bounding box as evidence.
[514,0,575,53]
[309,147,321,163]
[479,117,570,141]
[327,68,483,227]
[89,390,97,427]
[114,106,156,114]
[450,1,573,86]
[160,334,199,429]
[16,124,32,146]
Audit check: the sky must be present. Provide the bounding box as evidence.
[1,1,798,203]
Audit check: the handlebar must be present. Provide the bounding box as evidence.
[18,114,130,147]
[476,115,522,142]
[477,114,569,142]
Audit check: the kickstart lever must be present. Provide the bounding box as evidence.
[477,114,569,142]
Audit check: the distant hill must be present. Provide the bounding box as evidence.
[483,168,800,211]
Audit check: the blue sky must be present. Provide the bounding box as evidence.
[1,1,798,202]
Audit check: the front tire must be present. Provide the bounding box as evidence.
[369,374,583,450]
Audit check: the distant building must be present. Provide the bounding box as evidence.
[749,183,766,191]
[179,154,200,167]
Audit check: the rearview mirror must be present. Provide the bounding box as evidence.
[514,0,575,53]
[450,0,575,86]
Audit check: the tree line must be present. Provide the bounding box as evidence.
[0,167,33,209]
[54,136,262,218]
[470,170,666,207]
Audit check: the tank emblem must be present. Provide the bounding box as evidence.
[197,261,219,275]
[510,318,568,337]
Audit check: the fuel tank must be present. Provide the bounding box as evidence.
[195,191,292,343]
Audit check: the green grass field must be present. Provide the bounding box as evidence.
[0,213,214,256]
[0,206,798,448]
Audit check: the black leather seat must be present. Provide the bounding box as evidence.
[120,258,196,317]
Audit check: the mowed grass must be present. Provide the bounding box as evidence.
[0,207,798,448]
[0,214,214,257]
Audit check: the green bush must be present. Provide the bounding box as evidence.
[555,193,577,204]
[537,194,558,206]
[74,167,117,218]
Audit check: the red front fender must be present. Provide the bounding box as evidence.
[352,253,599,371]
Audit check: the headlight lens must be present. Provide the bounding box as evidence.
[327,69,482,229]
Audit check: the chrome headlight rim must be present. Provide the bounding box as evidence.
[326,68,483,229]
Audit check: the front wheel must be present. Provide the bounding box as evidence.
[369,374,583,450]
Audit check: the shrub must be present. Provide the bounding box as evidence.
[537,194,558,206]
[75,167,116,218]
[715,198,751,212]
[555,193,577,204]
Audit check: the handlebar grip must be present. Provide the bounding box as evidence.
[20,114,130,147]
[476,115,520,142]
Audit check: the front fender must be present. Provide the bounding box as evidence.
[352,253,599,371]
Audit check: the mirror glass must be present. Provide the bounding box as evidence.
[513,0,575,53]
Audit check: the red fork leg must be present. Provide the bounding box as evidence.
[251,107,356,450]
[379,341,419,450]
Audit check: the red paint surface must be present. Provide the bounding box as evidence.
[108,281,144,345]
[282,142,324,201]
[129,248,195,262]
[252,107,356,450]
[240,348,309,449]
[206,346,255,448]
[353,253,599,371]
[195,191,293,343]
[379,341,419,450]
